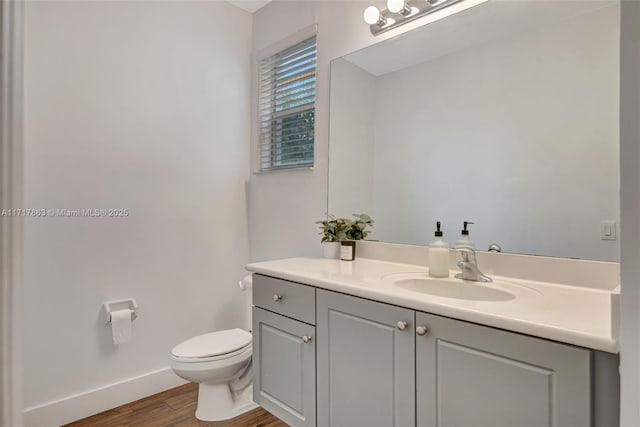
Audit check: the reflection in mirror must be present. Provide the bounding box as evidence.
[329,1,620,261]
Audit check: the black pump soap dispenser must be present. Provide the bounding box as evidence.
[455,221,475,250]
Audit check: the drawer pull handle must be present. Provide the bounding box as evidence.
[273,294,283,302]
[302,335,313,343]
[416,325,428,336]
[396,321,408,331]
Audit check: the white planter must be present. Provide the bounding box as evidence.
[323,242,341,259]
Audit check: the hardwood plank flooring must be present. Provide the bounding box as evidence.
[64,383,288,427]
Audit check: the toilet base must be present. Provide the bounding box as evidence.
[195,382,258,422]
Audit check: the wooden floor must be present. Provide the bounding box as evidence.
[64,383,288,427]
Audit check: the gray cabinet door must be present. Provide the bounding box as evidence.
[317,289,415,427]
[253,307,316,427]
[415,312,591,427]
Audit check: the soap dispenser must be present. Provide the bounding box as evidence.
[455,221,476,250]
[428,221,450,278]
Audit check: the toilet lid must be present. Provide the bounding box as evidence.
[171,328,252,359]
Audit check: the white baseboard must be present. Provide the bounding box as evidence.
[23,367,188,427]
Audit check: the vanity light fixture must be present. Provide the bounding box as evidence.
[387,0,411,16]
[364,0,464,36]
[363,6,387,26]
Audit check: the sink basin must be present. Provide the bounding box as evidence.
[393,277,516,301]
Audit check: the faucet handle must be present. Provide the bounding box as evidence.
[453,247,477,263]
[488,243,502,253]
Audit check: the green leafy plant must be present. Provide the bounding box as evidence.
[347,213,374,240]
[316,215,352,243]
[317,213,374,242]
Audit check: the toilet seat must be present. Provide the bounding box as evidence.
[171,344,252,364]
[171,328,252,363]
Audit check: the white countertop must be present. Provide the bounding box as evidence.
[246,257,618,353]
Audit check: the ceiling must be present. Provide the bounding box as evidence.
[226,0,272,13]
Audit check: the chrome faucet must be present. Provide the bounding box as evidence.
[454,248,492,283]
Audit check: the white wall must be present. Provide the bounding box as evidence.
[619,1,640,425]
[367,5,618,260]
[249,0,486,262]
[22,1,251,424]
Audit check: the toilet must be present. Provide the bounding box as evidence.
[170,277,257,421]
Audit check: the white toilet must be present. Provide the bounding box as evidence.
[170,278,257,421]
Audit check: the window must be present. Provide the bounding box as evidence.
[259,35,317,171]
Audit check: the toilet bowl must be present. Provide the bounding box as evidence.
[170,328,258,421]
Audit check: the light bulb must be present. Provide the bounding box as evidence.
[387,0,405,13]
[363,6,382,25]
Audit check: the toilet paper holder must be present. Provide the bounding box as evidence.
[103,298,138,324]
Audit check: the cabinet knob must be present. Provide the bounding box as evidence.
[302,335,313,343]
[273,294,283,302]
[416,325,428,336]
[396,321,408,331]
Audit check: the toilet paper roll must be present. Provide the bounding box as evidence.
[111,309,132,344]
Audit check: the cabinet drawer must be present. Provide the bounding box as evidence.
[253,274,316,325]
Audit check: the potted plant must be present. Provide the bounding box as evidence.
[317,214,374,259]
[317,215,351,259]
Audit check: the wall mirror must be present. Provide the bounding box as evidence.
[328,0,620,261]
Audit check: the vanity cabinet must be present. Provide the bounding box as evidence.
[252,275,316,427]
[316,289,415,427]
[253,275,619,427]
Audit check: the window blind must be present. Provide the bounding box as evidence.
[259,35,316,171]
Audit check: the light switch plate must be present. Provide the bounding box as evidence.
[600,220,617,240]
